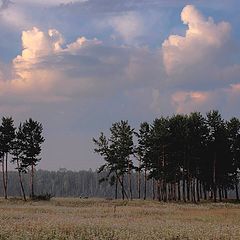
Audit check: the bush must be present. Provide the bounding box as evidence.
[32,193,54,201]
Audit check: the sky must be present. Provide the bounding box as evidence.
[0,0,240,170]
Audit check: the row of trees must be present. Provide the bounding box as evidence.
[93,110,240,202]
[0,117,44,200]
[0,169,162,198]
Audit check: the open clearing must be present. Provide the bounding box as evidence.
[0,198,240,239]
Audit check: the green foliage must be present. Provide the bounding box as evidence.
[94,110,240,202]
[21,118,45,167]
[0,116,44,200]
[94,120,134,199]
[0,117,15,154]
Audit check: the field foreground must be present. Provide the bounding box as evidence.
[0,198,240,239]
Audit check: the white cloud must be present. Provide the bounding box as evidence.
[162,4,231,75]
[0,27,156,104]
[0,5,31,29]
[0,2,240,170]
[107,12,145,44]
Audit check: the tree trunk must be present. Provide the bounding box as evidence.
[213,152,217,202]
[121,175,124,200]
[128,160,132,200]
[235,183,239,201]
[173,182,177,201]
[5,153,8,199]
[182,178,186,202]
[218,188,222,202]
[199,181,203,200]
[31,163,34,199]
[156,179,160,201]
[117,175,128,200]
[137,166,141,199]
[196,178,200,202]
[224,188,228,200]
[152,178,156,200]
[203,184,207,200]
[2,158,7,199]
[178,180,181,201]
[17,159,26,201]
[191,178,196,203]
[144,168,147,200]
[115,173,118,199]
[187,178,190,201]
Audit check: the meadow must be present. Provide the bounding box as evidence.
[0,198,239,240]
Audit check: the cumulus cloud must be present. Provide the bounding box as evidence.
[0,2,240,170]
[149,4,240,116]
[162,5,231,75]
[0,27,158,104]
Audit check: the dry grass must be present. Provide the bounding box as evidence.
[0,198,239,239]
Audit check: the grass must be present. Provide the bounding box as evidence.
[0,198,239,239]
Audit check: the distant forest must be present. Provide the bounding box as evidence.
[94,110,240,202]
[0,170,157,198]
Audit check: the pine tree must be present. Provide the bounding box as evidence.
[11,124,27,201]
[0,117,15,199]
[135,122,151,200]
[21,119,44,199]
[94,121,134,200]
[227,117,240,200]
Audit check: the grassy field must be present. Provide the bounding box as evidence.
[0,198,239,239]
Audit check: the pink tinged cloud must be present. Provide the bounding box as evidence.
[1,27,101,100]
[171,91,210,113]
[162,5,231,75]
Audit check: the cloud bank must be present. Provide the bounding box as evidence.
[0,3,240,169]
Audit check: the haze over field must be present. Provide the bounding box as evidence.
[0,0,240,170]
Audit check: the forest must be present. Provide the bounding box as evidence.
[94,110,240,202]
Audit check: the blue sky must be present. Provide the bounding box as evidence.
[0,0,240,170]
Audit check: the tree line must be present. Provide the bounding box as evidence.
[0,169,162,198]
[0,117,44,201]
[93,110,240,202]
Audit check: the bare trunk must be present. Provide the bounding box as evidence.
[152,178,156,200]
[224,188,228,200]
[115,173,118,199]
[144,168,147,200]
[156,179,160,201]
[196,178,200,202]
[213,152,217,202]
[218,187,222,202]
[203,184,207,200]
[121,175,124,200]
[173,182,177,201]
[128,160,132,200]
[17,159,26,201]
[199,181,203,200]
[182,178,186,202]
[2,157,7,199]
[117,175,128,200]
[31,163,34,199]
[5,153,8,199]
[137,165,141,199]
[178,180,181,201]
[236,183,239,201]
[192,178,196,203]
